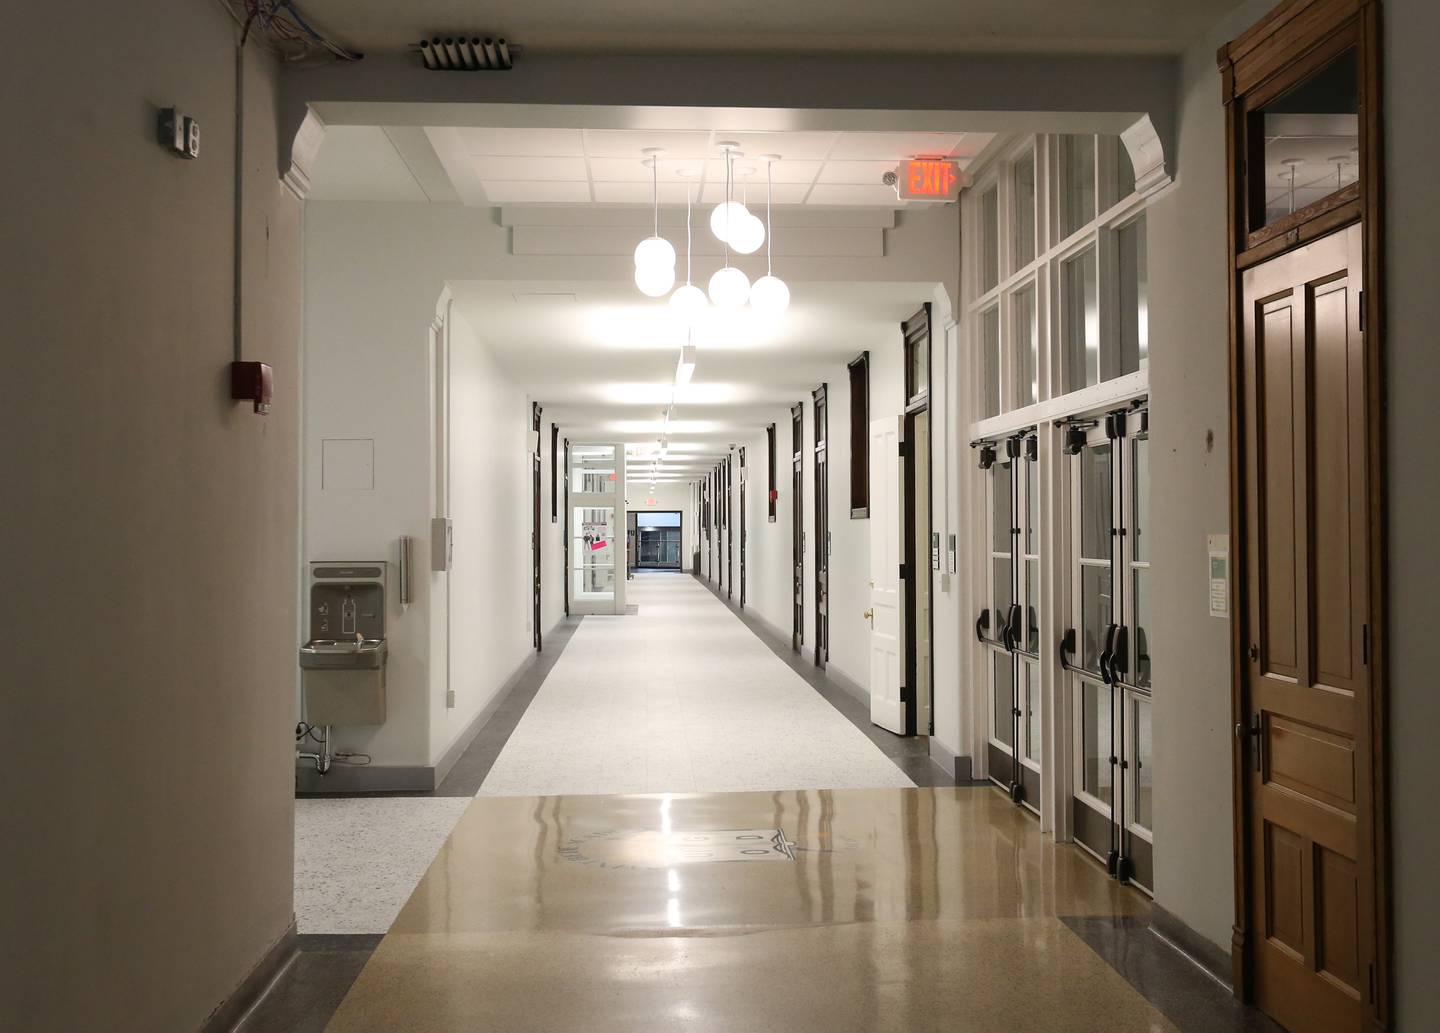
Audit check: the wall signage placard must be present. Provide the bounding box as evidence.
[897,158,967,201]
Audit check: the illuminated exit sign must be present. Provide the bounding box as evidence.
[897,158,968,201]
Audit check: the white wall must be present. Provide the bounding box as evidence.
[438,310,537,763]
[3,4,300,1030]
[1383,0,1440,1026]
[1144,0,1273,951]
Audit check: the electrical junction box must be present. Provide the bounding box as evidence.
[158,107,200,159]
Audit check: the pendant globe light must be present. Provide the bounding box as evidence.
[727,164,765,255]
[669,169,708,319]
[749,154,790,316]
[707,144,750,307]
[634,149,675,297]
[708,142,749,244]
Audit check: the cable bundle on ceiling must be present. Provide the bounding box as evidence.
[215,0,363,62]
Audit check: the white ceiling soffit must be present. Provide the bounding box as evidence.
[295,1,1242,56]
[329,127,996,208]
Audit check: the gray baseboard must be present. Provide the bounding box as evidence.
[296,652,538,795]
[1149,902,1233,990]
[823,662,869,708]
[199,918,297,1033]
[927,737,973,781]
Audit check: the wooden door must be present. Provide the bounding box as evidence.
[1241,223,1370,1032]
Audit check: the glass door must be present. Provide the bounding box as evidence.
[1063,408,1152,891]
[978,432,1041,812]
[568,444,622,615]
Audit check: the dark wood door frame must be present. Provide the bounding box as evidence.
[531,403,543,651]
[726,453,734,599]
[792,402,804,652]
[562,439,570,617]
[813,384,829,669]
[739,446,747,608]
[900,305,934,736]
[1219,1,1388,1024]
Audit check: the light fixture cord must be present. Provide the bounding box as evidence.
[765,159,774,276]
[685,178,693,285]
[652,157,659,238]
[724,149,733,269]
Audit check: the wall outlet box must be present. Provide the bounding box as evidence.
[158,107,199,158]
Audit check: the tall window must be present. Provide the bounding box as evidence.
[766,423,777,523]
[847,353,869,517]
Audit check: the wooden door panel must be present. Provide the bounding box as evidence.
[1257,292,1302,679]
[1243,225,1366,1033]
[1307,274,1367,695]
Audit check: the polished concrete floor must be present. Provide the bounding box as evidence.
[317,787,1204,1033]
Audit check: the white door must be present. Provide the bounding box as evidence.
[869,416,905,733]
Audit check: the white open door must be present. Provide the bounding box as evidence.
[869,416,906,733]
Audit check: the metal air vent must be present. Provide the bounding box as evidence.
[416,36,519,70]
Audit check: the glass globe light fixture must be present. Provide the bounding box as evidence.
[750,274,790,315]
[728,212,765,255]
[709,201,747,243]
[707,265,750,309]
[669,282,707,318]
[634,235,676,271]
[636,262,676,298]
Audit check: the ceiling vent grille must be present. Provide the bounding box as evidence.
[417,36,518,71]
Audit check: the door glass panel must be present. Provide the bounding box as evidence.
[980,185,1000,292]
[1025,559,1039,654]
[1013,285,1038,407]
[570,445,617,495]
[1023,662,1039,762]
[1080,564,1112,672]
[1130,694,1153,831]
[1131,437,1148,561]
[1025,450,1038,555]
[1061,134,1096,238]
[1062,247,1099,391]
[993,558,1013,630]
[1079,443,1111,559]
[1013,151,1036,269]
[992,461,1012,553]
[992,653,1015,748]
[1132,566,1151,689]
[1252,47,1359,230]
[982,305,1001,418]
[1081,680,1111,800]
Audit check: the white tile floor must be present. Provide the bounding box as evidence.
[478,573,915,797]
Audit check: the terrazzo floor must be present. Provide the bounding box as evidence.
[476,573,916,797]
[294,797,472,934]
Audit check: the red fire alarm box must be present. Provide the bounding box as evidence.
[230,361,273,415]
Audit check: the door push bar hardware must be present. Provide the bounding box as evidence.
[1058,628,1077,671]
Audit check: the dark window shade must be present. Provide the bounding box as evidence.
[848,352,870,517]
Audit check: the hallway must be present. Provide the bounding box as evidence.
[478,573,915,797]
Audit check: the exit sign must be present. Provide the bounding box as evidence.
[897,158,967,201]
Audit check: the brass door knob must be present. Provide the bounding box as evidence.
[863,608,874,623]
